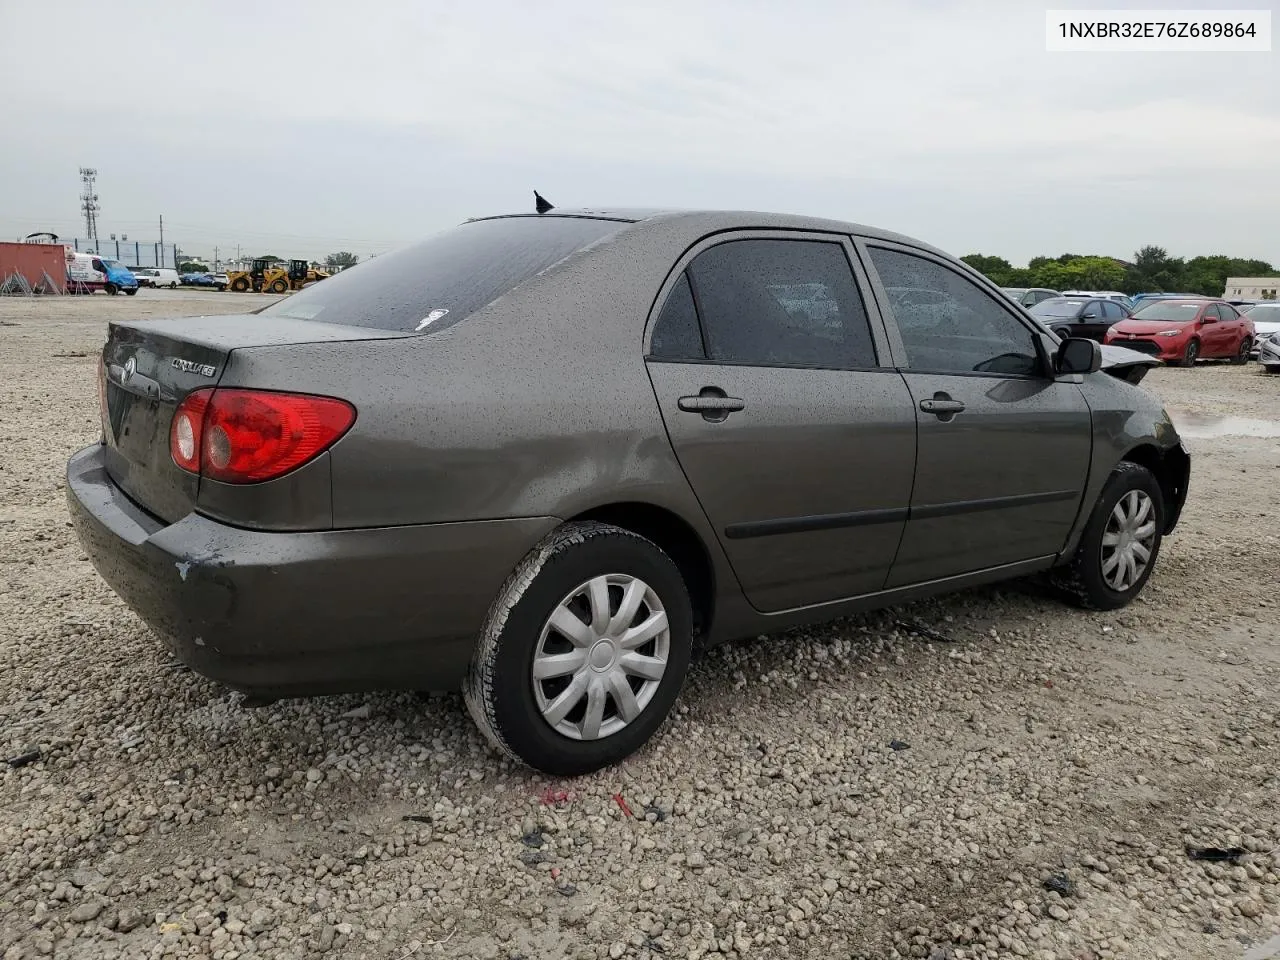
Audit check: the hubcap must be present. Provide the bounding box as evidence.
[1100,490,1157,592]
[532,574,670,741]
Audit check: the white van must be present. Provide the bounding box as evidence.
[132,267,180,289]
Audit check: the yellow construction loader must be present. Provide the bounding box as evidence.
[226,259,331,293]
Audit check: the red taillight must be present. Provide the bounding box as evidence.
[170,388,355,484]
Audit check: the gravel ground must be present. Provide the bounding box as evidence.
[1,291,1278,960]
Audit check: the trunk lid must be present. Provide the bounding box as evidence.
[100,314,411,523]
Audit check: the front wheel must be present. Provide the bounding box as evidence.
[1051,461,1164,611]
[1231,337,1251,364]
[124,288,137,296]
[1178,339,1199,367]
[231,277,250,292]
[464,522,693,776]
[268,278,289,294]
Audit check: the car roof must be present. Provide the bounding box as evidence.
[467,208,952,256]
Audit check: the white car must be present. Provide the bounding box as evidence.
[1242,302,1280,362]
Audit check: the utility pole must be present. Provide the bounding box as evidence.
[79,167,100,251]
[214,246,219,270]
[158,215,164,266]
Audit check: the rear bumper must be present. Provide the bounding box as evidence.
[66,444,558,697]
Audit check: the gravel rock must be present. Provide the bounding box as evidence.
[1,297,1279,960]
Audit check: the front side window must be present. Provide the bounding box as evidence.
[687,239,877,368]
[869,248,1041,377]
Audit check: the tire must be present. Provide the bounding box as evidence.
[231,277,250,292]
[1231,337,1251,365]
[104,283,118,296]
[269,279,288,294]
[169,282,177,289]
[463,521,693,776]
[124,288,137,296]
[1050,461,1165,611]
[1178,339,1199,367]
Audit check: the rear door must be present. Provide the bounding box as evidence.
[858,242,1094,588]
[644,232,917,612]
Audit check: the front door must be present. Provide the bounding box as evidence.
[645,234,917,612]
[860,244,1094,587]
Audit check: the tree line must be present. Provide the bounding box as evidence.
[961,246,1276,297]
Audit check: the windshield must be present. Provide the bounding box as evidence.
[1244,303,1280,320]
[1130,302,1203,322]
[263,216,628,333]
[1031,299,1085,318]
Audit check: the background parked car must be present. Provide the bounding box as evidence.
[1001,286,1060,307]
[1060,290,1134,310]
[1104,298,1254,366]
[1242,302,1280,358]
[1030,296,1131,341]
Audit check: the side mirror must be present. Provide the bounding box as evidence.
[1081,311,1099,319]
[1200,314,1217,323]
[1057,337,1102,375]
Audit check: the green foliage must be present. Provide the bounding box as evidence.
[961,246,1275,296]
[178,261,209,273]
[325,251,360,269]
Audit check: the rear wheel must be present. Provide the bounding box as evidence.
[464,522,693,776]
[1051,461,1164,611]
[1178,339,1199,367]
[104,283,118,296]
[169,281,177,289]
[1231,337,1251,364]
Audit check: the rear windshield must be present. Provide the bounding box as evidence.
[1130,302,1203,321]
[1031,299,1085,317]
[262,216,626,332]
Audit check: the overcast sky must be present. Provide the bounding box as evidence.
[1,0,1276,265]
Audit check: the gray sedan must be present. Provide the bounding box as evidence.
[67,206,1190,774]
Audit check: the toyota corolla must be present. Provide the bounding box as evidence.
[67,205,1191,775]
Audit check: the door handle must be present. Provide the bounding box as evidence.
[678,396,745,413]
[919,395,966,419]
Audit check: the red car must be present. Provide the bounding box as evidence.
[1104,298,1255,367]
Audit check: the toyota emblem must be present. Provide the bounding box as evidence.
[122,357,136,383]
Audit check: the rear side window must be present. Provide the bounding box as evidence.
[262,216,626,333]
[649,272,704,359]
[687,239,877,368]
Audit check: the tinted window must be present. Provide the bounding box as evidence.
[688,239,877,368]
[870,248,1041,377]
[649,272,704,359]
[262,216,625,333]
[1101,301,1123,319]
[1217,303,1239,320]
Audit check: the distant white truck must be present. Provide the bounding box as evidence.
[132,267,181,289]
